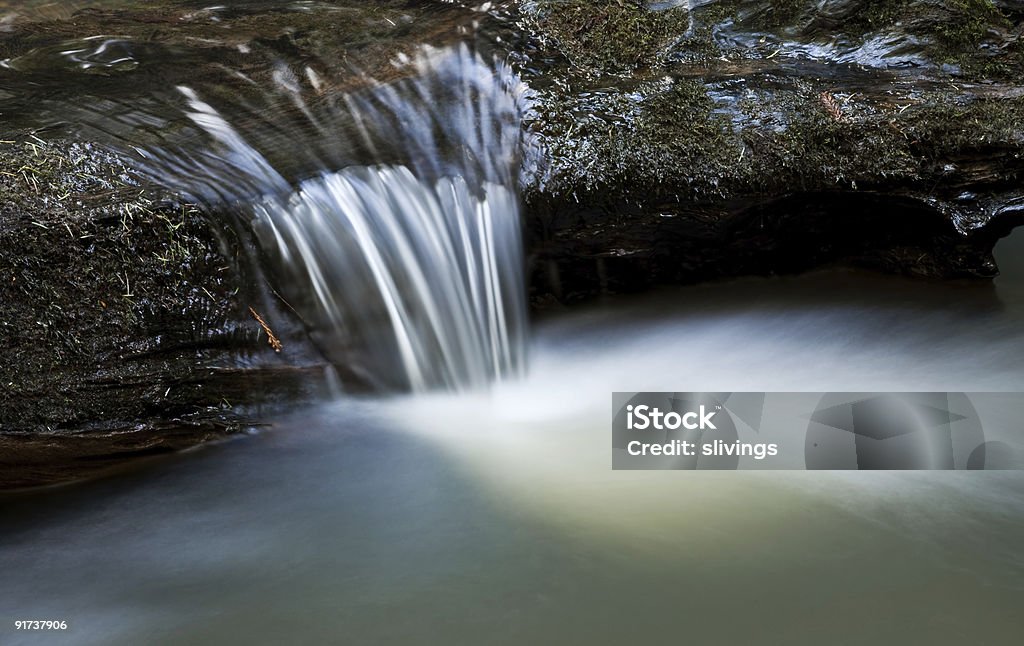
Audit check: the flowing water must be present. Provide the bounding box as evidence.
[1,235,1023,645]
[3,2,1024,644]
[2,233,1024,646]
[122,45,532,391]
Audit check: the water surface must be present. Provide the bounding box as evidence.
[2,233,1023,645]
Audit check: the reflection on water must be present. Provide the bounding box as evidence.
[1,232,1023,645]
[1,36,140,73]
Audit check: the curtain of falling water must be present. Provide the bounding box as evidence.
[125,44,533,392]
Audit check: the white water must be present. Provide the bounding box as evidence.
[251,167,525,390]
[134,44,531,391]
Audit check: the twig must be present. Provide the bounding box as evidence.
[249,307,283,353]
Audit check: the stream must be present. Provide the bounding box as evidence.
[1,232,1023,645]
[2,1,1024,644]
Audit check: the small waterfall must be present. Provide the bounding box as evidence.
[251,166,525,392]
[127,44,533,391]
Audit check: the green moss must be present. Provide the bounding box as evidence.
[535,77,744,201]
[0,136,241,359]
[671,0,740,60]
[744,97,916,192]
[525,1,1020,80]
[905,95,1024,159]
[841,0,1015,79]
[527,0,690,72]
[629,80,743,191]
[0,134,274,436]
[536,71,1023,208]
[739,89,1023,194]
[926,0,1012,78]
[933,0,1006,49]
[785,0,1008,53]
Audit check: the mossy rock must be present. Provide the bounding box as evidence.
[519,1,1024,301]
[523,0,691,72]
[0,135,326,487]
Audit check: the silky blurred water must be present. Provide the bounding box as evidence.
[1,232,1023,646]
[124,45,532,391]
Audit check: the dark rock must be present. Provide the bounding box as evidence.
[517,0,1024,302]
[0,135,328,488]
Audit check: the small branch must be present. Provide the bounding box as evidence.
[249,307,283,353]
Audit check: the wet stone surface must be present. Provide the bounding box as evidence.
[0,135,327,487]
[516,0,1024,301]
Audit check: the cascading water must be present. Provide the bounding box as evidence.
[118,44,533,392]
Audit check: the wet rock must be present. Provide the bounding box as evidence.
[0,1,479,487]
[519,0,690,71]
[0,1,469,130]
[0,135,326,488]
[517,0,1024,301]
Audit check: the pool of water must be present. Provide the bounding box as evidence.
[2,232,1023,645]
